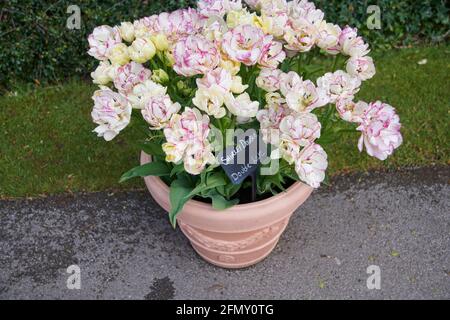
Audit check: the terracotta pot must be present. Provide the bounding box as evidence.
[141,152,313,269]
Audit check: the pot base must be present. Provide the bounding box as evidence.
[178,217,289,269]
[190,239,279,269]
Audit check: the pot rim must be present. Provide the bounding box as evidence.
[141,151,312,212]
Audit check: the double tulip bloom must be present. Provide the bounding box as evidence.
[162,108,216,174]
[86,0,402,189]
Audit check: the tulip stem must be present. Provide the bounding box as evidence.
[149,58,158,71]
[331,55,339,72]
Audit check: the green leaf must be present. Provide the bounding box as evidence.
[183,171,224,195]
[170,163,185,177]
[257,171,286,195]
[318,104,335,130]
[217,183,242,199]
[220,116,233,130]
[141,140,164,157]
[187,172,227,199]
[316,131,339,145]
[303,64,324,75]
[322,172,330,186]
[203,189,239,210]
[280,58,291,72]
[280,165,299,181]
[119,161,170,183]
[168,171,229,227]
[200,169,208,184]
[205,172,227,188]
[168,176,194,228]
[206,163,220,172]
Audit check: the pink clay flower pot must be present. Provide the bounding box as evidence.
[141,152,314,269]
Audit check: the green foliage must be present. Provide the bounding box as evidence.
[167,170,236,227]
[205,189,239,210]
[140,139,165,157]
[1,0,448,88]
[119,161,171,182]
[168,175,194,227]
[314,0,449,49]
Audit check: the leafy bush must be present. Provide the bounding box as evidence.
[315,0,449,50]
[1,0,448,88]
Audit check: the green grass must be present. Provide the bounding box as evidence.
[0,82,145,197]
[1,45,449,198]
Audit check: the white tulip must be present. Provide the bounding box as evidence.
[118,22,135,43]
[295,143,328,188]
[127,79,167,109]
[108,43,130,65]
[192,87,227,119]
[91,61,114,85]
[224,92,259,118]
[128,38,156,63]
[346,56,376,81]
[91,88,131,141]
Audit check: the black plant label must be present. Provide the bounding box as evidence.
[218,130,268,185]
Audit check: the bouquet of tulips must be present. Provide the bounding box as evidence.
[87,0,402,225]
